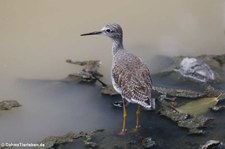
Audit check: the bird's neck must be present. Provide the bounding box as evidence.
[112,38,124,55]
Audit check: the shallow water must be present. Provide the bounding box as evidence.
[0,0,225,148]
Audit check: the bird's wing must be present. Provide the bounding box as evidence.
[112,55,152,105]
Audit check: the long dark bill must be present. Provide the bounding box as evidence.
[80,31,102,36]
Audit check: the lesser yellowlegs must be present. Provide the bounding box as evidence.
[81,23,155,134]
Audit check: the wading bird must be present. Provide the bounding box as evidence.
[81,23,155,135]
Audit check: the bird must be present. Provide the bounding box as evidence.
[81,23,155,135]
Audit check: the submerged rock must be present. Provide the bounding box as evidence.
[178,115,211,135]
[158,96,211,135]
[160,106,211,135]
[37,132,76,149]
[142,137,156,148]
[174,57,215,83]
[0,100,21,110]
[37,129,104,149]
[101,86,118,96]
[83,141,97,148]
[98,132,147,149]
[211,105,225,112]
[200,140,224,149]
[153,86,206,99]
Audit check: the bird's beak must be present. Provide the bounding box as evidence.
[80,31,102,36]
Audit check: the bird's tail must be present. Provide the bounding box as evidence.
[141,97,156,110]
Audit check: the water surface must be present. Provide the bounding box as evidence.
[0,0,225,148]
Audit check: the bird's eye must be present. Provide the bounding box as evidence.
[106,29,111,32]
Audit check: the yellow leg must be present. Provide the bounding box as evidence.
[119,97,127,135]
[135,105,141,130]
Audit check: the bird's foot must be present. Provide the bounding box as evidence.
[131,125,141,133]
[119,128,127,135]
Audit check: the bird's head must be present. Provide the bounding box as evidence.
[81,23,123,40]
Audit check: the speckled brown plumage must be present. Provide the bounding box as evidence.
[112,50,154,109]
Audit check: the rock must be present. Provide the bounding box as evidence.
[101,86,119,96]
[37,129,104,149]
[37,132,76,149]
[142,137,156,148]
[200,140,224,149]
[211,105,225,112]
[158,96,212,135]
[83,131,99,148]
[98,132,144,149]
[78,129,104,149]
[66,59,103,83]
[177,115,211,135]
[212,54,225,66]
[90,129,105,134]
[153,86,206,99]
[204,85,225,99]
[0,100,21,110]
[160,106,211,135]
[155,54,225,83]
[159,106,189,122]
[174,57,215,83]
[84,140,97,148]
